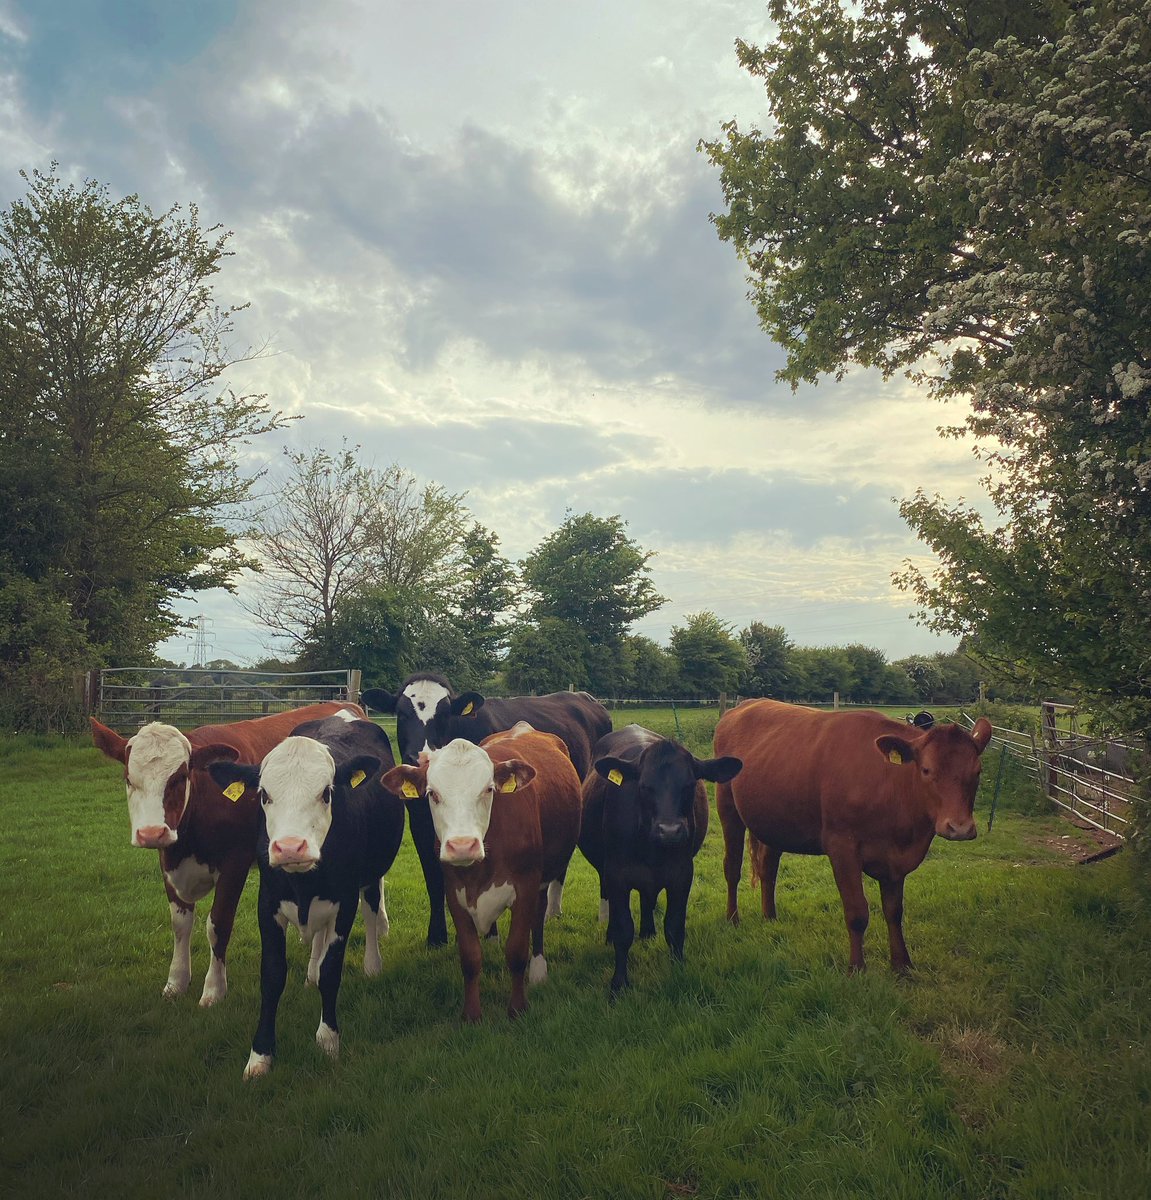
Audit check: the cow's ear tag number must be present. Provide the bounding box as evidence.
[888,750,904,765]
[350,770,366,789]
[223,782,245,802]
[401,780,420,799]
[500,777,517,793]
[607,769,624,786]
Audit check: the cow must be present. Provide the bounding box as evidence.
[90,701,364,1005]
[206,716,405,1079]
[580,724,742,995]
[362,674,610,946]
[713,699,992,973]
[381,723,582,1023]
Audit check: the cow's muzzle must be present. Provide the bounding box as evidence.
[135,825,176,849]
[269,837,320,870]
[442,836,484,866]
[938,818,977,841]
[652,820,690,847]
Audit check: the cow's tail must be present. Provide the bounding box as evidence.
[747,833,768,890]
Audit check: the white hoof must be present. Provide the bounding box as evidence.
[243,1051,273,1081]
[363,947,382,977]
[598,898,610,924]
[545,880,564,920]
[528,954,548,986]
[316,1021,340,1059]
[162,979,189,1000]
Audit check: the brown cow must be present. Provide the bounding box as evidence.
[91,702,365,1005]
[382,722,581,1022]
[714,700,992,972]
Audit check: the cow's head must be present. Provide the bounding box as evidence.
[595,739,742,847]
[91,718,238,849]
[381,738,534,867]
[362,674,484,765]
[875,718,993,840]
[207,737,380,872]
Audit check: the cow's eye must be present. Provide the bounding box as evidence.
[428,789,440,805]
[323,787,332,805]
[259,789,270,806]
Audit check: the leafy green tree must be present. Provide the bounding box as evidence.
[621,634,678,699]
[738,622,794,697]
[297,587,412,682]
[703,2,1151,742]
[504,618,591,695]
[841,644,893,702]
[0,166,286,725]
[789,646,857,703]
[445,523,518,680]
[517,512,666,694]
[669,611,747,698]
[895,655,944,704]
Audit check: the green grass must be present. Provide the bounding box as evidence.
[1,728,1149,1199]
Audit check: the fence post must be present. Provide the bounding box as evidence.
[347,669,362,706]
[1041,703,1057,797]
[833,691,840,710]
[84,669,101,718]
[719,692,727,714]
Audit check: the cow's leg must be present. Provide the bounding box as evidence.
[246,881,288,1081]
[360,879,386,977]
[750,836,783,920]
[606,882,635,997]
[505,885,537,1018]
[827,843,869,973]
[529,886,549,986]
[878,875,912,974]
[200,854,250,1006]
[306,928,330,987]
[407,797,449,947]
[717,780,746,925]
[164,893,195,1000]
[447,895,483,1023]
[545,872,565,920]
[315,902,356,1059]
[663,866,693,963]
[638,886,658,939]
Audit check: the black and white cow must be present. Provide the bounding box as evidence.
[361,673,611,945]
[208,715,404,1080]
[579,724,742,995]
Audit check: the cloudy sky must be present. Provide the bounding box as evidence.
[1,0,988,669]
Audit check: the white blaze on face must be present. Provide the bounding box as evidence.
[404,679,451,752]
[259,737,337,869]
[124,723,192,845]
[425,739,497,864]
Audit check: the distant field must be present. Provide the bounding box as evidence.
[1,729,1148,1199]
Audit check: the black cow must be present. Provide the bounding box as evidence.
[208,715,404,1080]
[361,673,612,945]
[579,724,741,995]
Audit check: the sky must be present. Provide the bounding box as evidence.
[0,0,990,670]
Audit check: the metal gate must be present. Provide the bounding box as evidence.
[86,667,362,735]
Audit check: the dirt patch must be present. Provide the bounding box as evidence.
[1028,816,1123,865]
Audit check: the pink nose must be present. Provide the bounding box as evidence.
[443,836,483,863]
[270,836,313,865]
[136,825,174,849]
[940,818,977,841]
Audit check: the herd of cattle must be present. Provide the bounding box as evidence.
[90,675,993,1080]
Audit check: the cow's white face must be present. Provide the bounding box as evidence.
[124,723,192,849]
[258,737,337,871]
[402,678,451,754]
[425,740,498,866]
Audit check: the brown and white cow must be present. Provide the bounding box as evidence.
[714,699,992,973]
[382,723,581,1023]
[91,702,364,1005]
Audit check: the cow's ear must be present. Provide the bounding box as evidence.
[971,718,993,754]
[452,692,485,718]
[694,755,743,784]
[91,718,128,763]
[207,761,260,797]
[360,688,399,714]
[190,743,239,770]
[594,756,636,786]
[337,755,380,790]
[382,763,425,800]
[493,759,535,794]
[875,735,917,766]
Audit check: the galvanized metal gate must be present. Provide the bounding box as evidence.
[86,667,362,735]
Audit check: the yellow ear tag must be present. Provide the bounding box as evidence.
[607,769,624,786]
[401,780,420,799]
[349,770,366,789]
[500,776,517,793]
[888,750,904,765]
[223,782,246,802]
[461,702,474,715]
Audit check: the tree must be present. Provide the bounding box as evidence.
[669,611,747,698]
[518,512,666,693]
[0,166,286,724]
[703,2,1151,736]
[739,622,794,697]
[504,618,591,695]
[621,634,678,699]
[444,523,518,681]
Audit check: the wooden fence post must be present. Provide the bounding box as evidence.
[347,669,362,705]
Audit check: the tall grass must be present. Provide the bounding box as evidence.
[1,727,1149,1199]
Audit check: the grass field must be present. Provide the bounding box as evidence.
[1,711,1149,1199]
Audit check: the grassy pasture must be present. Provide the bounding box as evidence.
[1,712,1150,1199]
